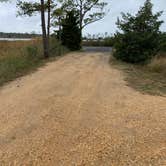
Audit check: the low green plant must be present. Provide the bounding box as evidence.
[159,32,166,53]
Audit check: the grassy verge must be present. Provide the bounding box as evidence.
[0,38,68,87]
[110,55,166,96]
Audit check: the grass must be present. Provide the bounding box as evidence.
[0,38,68,87]
[110,55,166,96]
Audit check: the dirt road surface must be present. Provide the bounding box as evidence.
[0,52,166,165]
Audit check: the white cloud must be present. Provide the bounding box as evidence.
[0,0,165,34]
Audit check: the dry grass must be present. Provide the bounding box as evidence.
[110,54,166,96]
[0,40,41,61]
[0,38,42,58]
[0,38,68,86]
[147,56,166,74]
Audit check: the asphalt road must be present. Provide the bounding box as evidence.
[83,46,112,52]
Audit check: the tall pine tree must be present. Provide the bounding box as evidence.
[61,10,81,51]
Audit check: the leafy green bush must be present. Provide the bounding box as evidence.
[113,0,163,63]
[114,32,159,63]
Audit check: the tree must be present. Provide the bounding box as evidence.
[51,8,65,40]
[17,0,54,58]
[58,0,108,37]
[158,32,166,53]
[61,10,81,50]
[113,0,163,63]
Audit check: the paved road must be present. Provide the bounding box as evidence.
[83,46,112,52]
[0,52,166,165]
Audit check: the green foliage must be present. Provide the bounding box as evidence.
[57,0,107,30]
[17,0,41,16]
[17,0,55,16]
[113,0,163,63]
[159,32,166,53]
[61,10,81,51]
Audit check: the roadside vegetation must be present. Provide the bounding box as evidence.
[0,38,68,86]
[111,0,166,96]
[110,55,166,96]
[0,0,108,87]
[17,0,108,57]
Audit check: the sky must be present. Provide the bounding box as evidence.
[0,0,165,35]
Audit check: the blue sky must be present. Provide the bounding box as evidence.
[0,0,165,35]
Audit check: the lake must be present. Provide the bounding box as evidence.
[0,38,31,41]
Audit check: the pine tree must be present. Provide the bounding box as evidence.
[61,10,81,51]
[114,0,163,63]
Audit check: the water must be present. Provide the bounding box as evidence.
[0,38,31,41]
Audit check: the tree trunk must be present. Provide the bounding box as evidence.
[47,0,51,52]
[40,0,49,58]
[79,1,83,46]
[79,1,83,39]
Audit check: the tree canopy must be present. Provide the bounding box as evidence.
[61,10,81,50]
[57,0,108,37]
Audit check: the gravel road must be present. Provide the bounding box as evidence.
[0,51,166,165]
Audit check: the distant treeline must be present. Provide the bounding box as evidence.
[82,33,114,47]
[0,32,41,39]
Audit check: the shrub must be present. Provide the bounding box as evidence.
[113,0,163,63]
[159,33,166,53]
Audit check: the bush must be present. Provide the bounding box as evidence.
[113,0,163,63]
[159,33,166,53]
[114,32,159,63]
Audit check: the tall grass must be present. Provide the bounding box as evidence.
[147,56,166,74]
[0,38,41,58]
[110,53,166,96]
[0,38,68,86]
